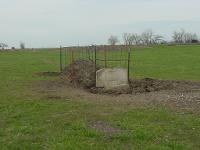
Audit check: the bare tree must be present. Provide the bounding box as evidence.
[123,33,133,45]
[152,35,164,44]
[184,33,198,43]
[108,35,119,45]
[0,43,8,50]
[141,30,154,45]
[20,42,25,49]
[173,29,199,44]
[123,33,141,45]
[131,33,141,45]
[172,29,185,44]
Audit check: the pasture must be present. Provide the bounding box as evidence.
[0,45,200,149]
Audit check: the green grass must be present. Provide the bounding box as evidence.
[132,45,200,80]
[0,45,200,149]
[62,45,200,80]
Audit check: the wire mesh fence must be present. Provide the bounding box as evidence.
[60,45,132,81]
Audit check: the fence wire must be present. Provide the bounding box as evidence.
[60,45,131,81]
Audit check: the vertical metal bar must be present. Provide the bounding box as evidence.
[65,48,67,68]
[60,46,62,72]
[120,46,123,66]
[88,47,90,60]
[93,46,95,62]
[81,46,83,59]
[128,47,131,83]
[70,48,72,63]
[85,47,87,61]
[94,46,97,87]
[72,50,74,62]
[104,46,107,68]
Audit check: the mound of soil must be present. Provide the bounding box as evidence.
[131,79,200,94]
[62,60,98,88]
[90,78,200,95]
[60,60,200,95]
[130,78,174,94]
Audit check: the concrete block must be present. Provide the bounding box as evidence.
[96,68,129,89]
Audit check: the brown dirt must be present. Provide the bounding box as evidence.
[31,78,200,115]
[62,60,98,88]
[90,78,200,95]
[36,70,200,95]
[33,61,200,114]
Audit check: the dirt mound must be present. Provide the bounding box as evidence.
[130,79,200,94]
[60,60,200,94]
[63,60,97,88]
[89,78,173,95]
[90,78,200,95]
[130,78,174,94]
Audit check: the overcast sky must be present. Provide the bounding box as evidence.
[0,0,200,48]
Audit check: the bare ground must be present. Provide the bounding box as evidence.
[31,76,200,115]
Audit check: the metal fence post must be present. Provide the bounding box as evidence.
[94,46,97,87]
[104,46,107,68]
[128,47,131,83]
[60,46,62,72]
[64,48,67,69]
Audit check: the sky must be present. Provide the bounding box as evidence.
[0,0,200,48]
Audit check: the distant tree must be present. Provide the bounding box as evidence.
[20,42,25,49]
[123,30,164,46]
[191,39,199,43]
[172,29,185,44]
[184,33,198,43]
[123,33,133,45]
[0,43,8,50]
[108,35,119,45]
[141,29,154,45]
[152,35,164,44]
[140,29,164,45]
[131,33,141,45]
[123,33,142,45]
[172,29,198,44]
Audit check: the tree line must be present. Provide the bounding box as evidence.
[1,29,199,49]
[108,29,200,46]
[0,42,25,50]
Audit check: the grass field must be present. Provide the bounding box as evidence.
[0,45,200,149]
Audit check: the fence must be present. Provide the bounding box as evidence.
[60,45,131,81]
